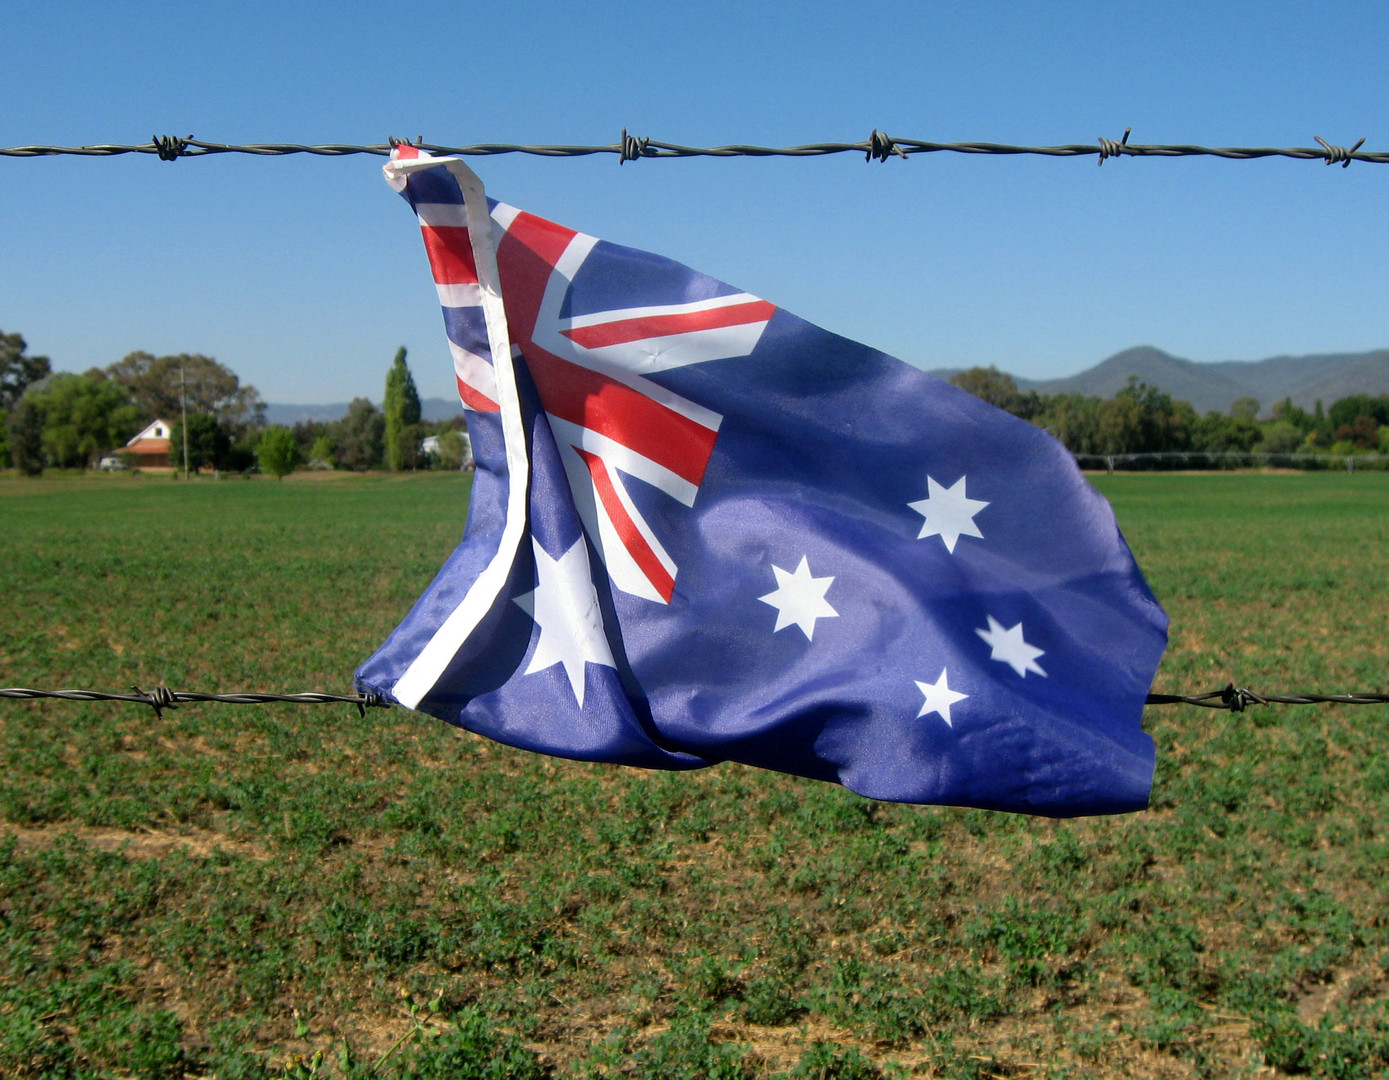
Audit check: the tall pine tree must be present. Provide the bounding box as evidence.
[383,346,421,471]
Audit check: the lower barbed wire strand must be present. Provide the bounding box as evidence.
[1,686,1385,713]
[0,687,393,710]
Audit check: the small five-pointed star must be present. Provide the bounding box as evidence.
[976,615,1046,677]
[515,538,616,706]
[759,555,838,641]
[915,669,968,727]
[909,475,989,553]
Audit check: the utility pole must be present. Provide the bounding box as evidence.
[180,362,189,478]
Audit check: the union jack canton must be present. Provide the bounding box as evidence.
[356,148,1169,816]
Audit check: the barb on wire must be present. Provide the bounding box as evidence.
[1314,134,1366,167]
[150,134,189,161]
[132,684,178,718]
[867,129,907,163]
[1097,127,1131,166]
[2,132,1384,166]
[1,685,1385,715]
[619,128,650,164]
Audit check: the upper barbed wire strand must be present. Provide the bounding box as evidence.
[2,134,1385,164]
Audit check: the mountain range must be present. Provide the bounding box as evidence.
[929,346,1389,416]
[264,347,1389,425]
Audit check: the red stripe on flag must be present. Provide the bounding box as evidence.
[496,212,578,341]
[528,350,716,486]
[496,216,718,486]
[456,373,498,413]
[420,225,478,285]
[561,299,776,349]
[575,448,675,603]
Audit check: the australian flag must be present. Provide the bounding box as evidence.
[356,148,1168,816]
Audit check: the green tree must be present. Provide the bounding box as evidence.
[1328,393,1389,431]
[1270,397,1313,432]
[383,347,422,471]
[256,426,300,479]
[6,397,46,475]
[1031,379,1200,456]
[1,331,51,411]
[29,373,141,468]
[225,437,259,472]
[309,434,336,468]
[333,397,385,470]
[1031,393,1102,454]
[105,352,265,438]
[169,412,232,473]
[1306,399,1333,447]
[1257,420,1306,454]
[1229,396,1261,421]
[292,419,329,458]
[1083,379,1195,455]
[435,427,470,470]
[948,366,1037,418]
[1193,411,1261,453]
[400,422,425,470]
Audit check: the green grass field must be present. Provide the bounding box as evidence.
[1,470,1386,1079]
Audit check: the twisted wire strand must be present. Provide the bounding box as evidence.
[1,685,1384,716]
[2,133,1384,165]
[0,687,389,719]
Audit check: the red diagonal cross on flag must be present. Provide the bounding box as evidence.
[414,196,774,604]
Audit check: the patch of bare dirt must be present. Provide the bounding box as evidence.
[0,820,271,862]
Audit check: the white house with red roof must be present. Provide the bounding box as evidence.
[124,419,173,469]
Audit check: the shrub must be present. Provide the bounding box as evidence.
[256,425,300,479]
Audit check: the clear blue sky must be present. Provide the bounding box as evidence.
[4,1,1387,405]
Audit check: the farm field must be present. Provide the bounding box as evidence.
[1,470,1386,1078]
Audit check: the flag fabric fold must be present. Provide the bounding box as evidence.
[356,148,1168,816]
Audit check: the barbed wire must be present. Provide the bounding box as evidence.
[1146,685,1389,711]
[1,130,1383,167]
[0,686,389,719]
[0,683,1384,718]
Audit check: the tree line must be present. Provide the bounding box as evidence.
[1,332,468,477]
[1,332,268,474]
[7,327,1385,476]
[948,367,1389,459]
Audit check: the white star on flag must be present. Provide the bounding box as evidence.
[975,615,1047,678]
[909,475,989,553]
[759,555,838,641]
[915,669,968,727]
[515,537,617,707]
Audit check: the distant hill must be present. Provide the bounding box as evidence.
[931,346,1389,416]
[263,397,464,426]
[1202,350,1389,411]
[1029,347,1260,413]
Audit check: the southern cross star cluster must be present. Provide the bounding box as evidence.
[516,473,1047,730]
